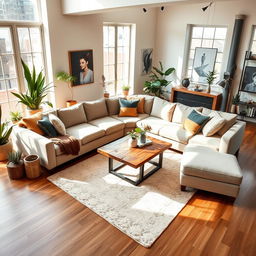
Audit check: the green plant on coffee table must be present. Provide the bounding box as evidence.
[206,70,217,86]
[122,85,130,91]
[12,59,53,110]
[56,71,76,100]
[232,93,240,105]
[0,105,13,145]
[10,111,22,122]
[127,130,139,139]
[135,124,152,135]
[144,61,175,97]
[8,151,22,164]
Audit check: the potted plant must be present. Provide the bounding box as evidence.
[56,71,77,107]
[231,93,240,114]
[135,125,152,144]
[144,61,175,97]
[122,85,130,97]
[7,151,24,179]
[0,105,13,161]
[127,130,139,148]
[12,59,53,116]
[102,75,110,98]
[206,70,217,93]
[24,154,41,179]
[10,111,22,124]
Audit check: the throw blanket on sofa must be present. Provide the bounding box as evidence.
[51,135,80,155]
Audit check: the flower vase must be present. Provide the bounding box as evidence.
[206,84,211,93]
[128,138,137,148]
[140,133,146,144]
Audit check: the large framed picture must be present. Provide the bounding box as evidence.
[192,47,218,84]
[69,49,94,86]
[141,48,153,75]
[241,66,256,93]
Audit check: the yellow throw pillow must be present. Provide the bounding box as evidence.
[127,96,145,114]
[18,112,44,135]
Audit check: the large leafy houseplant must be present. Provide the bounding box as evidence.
[144,61,175,97]
[12,59,53,110]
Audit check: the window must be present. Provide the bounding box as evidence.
[103,24,131,96]
[186,25,227,82]
[249,26,256,54]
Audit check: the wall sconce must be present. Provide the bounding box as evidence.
[143,8,147,13]
[202,2,213,12]
[161,6,164,11]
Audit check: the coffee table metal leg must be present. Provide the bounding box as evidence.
[139,165,144,183]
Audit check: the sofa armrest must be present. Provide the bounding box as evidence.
[12,126,57,170]
[219,120,246,154]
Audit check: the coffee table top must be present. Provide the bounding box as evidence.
[97,136,172,169]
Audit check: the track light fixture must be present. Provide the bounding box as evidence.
[161,6,164,11]
[143,8,147,13]
[202,2,213,12]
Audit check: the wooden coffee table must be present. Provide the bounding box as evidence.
[97,136,172,186]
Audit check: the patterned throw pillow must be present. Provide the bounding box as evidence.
[127,96,145,113]
[38,115,58,137]
[202,112,226,137]
[48,114,66,135]
[118,98,140,117]
[184,110,210,135]
[18,112,44,135]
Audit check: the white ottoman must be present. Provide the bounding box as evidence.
[180,145,243,198]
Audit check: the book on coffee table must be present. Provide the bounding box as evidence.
[137,139,152,148]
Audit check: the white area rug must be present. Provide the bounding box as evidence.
[47,150,194,247]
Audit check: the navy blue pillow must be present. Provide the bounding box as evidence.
[37,115,58,137]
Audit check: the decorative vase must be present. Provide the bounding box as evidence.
[0,140,12,161]
[128,138,137,148]
[182,78,190,88]
[236,105,240,115]
[123,90,129,97]
[24,154,41,179]
[231,104,236,113]
[206,84,211,93]
[26,108,43,116]
[7,160,24,179]
[140,133,146,144]
[66,100,77,107]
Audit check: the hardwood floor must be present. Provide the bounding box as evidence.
[1,122,256,256]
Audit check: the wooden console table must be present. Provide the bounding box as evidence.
[170,87,222,110]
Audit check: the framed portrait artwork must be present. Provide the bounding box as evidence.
[141,48,153,75]
[192,47,218,84]
[69,49,94,86]
[240,66,256,94]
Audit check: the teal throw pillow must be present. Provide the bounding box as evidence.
[38,115,58,137]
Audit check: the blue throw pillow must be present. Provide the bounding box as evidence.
[118,98,139,117]
[38,115,58,137]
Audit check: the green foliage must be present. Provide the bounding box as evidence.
[232,93,240,105]
[206,70,217,86]
[56,71,76,83]
[10,111,22,122]
[0,105,13,145]
[122,85,130,91]
[12,59,53,110]
[8,151,22,164]
[144,61,175,97]
[127,130,139,139]
[135,125,151,135]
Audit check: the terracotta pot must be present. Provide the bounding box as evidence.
[231,104,236,113]
[7,160,25,179]
[104,92,110,98]
[26,108,43,116]
[24,154,41,179]
[123,90,129,97]
[128,138,137,148]
[0,140,12,161]
[66,100,77,107]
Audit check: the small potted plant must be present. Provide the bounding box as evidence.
[7,151,24,179]
[102,75,110,98]
[135,125,152,144]
[231,93,240,114]
[10,111,22,124]
[127,130,139,148]
[122,85,130,97]
[206,70,216,93]
[56,71,77,107]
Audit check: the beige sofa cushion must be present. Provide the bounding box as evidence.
[202,108,237,136]
[112,114,149,128]
[172,103,203,124]
[48,114,66,135]
[202,112,226,137]
[159,123,193,144]
[188,133,221,151]
[89,116,125,135]
[57,103,87,128]
[137,116,171,135]
[66,123,105,145]
[181,145,243,185]
[135,94,154,114]
[151,97,176,121]
[83,98,108,121]
[106,97,120,115]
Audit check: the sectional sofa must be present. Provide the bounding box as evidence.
[12,95,246,170]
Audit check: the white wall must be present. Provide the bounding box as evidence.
[155,0,256,102]
[44,0,156,108]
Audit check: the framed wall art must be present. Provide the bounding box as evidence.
[141,48,153,75]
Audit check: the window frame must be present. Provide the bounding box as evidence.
[103,23,132,96]
[248,25,256,54]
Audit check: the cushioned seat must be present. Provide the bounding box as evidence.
[112,114,149,128]
[159,123,193,144]
[137,116,171,135]
[89,116,125,135]
[66,123,105,145]
[188,133,221,151]
[180,145,243,197]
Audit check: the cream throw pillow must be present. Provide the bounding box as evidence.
[202,112,226,137]
[49,114,66,135]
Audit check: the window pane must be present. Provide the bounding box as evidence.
[30,27,42,52]
[216,53,223,63]
[0,0,39,21]
[189,50,195,59]
[0,102,10,121]
[108,65,115,81]
[108,26,115,47]
[191,39,201,49]
[192,27,203,38]
[108,48,115,65]
[118,26,124,47]
[213,40,225,52]
[7,79,19,100]
[214,63,221,73]
[0,27,13,53]
[0,81,8,98]
[2,55,16,79]
[117,63,123,80]
[103,26,109,47]
[104,66,109,80]
[203,27,215,39]
[251,41,256,54]
[202,39,213,48]
[104,48,108,65]
[117,47,123,63]
[215,28,227,39]
[123,47,129,63]
[18,28,31,53]
[32,53,44,73]
[106,81,115,96]
[21,53,33,70]
[123,27,130,47]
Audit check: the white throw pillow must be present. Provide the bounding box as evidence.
[48,114,66,135]
[202,112,226,137]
